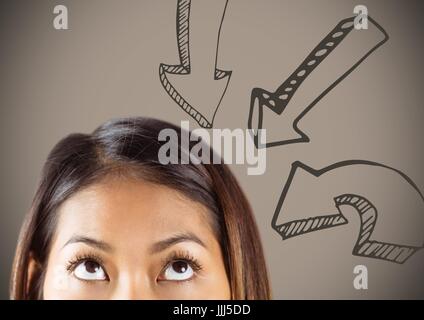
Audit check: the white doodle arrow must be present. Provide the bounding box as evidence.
[272,160,424,264]
[248,16,388,148]
[159,0,232,128]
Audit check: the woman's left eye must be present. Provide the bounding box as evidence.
[160,260,194,281]
[73,260,107,281]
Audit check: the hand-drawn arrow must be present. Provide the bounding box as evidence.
[159,0,232,128]
[272,160,424,264]
[248,16,389,148]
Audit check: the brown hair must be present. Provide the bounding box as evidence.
[10,117,271,300]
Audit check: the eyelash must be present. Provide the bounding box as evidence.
[65,250,203,282]
[160,250,203,281]
[66,253,106,275]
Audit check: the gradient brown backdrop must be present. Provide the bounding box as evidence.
[0,0,423,299]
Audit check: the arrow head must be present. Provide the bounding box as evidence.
[248,87,306,149]
[160,64,231,128]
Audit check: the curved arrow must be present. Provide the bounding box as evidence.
[272,160,424,264]
[248,16,389,148]
[159,0,232,128]
[335,194,419,264]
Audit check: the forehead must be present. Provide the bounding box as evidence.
[54,176,215,248]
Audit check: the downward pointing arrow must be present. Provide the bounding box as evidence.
[159,0,232,128]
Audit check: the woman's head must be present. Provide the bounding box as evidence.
[10,117,270,299]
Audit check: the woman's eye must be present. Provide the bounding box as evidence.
[161,260,194,281]
[73,260,107,281]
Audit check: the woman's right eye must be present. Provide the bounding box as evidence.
[73,260,108,281]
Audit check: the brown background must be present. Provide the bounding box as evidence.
[0,0,423,299]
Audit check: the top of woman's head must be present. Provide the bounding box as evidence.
[10,117,271,300]
[44,117,218,216]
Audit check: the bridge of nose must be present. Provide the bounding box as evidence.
[110,271,156,300]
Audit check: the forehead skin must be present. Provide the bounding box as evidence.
[42,175,230,299]
[55,176,215,248]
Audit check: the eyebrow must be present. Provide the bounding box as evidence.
[149,232,207,254]
[62,232,206,254]
[62,236,113,252]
